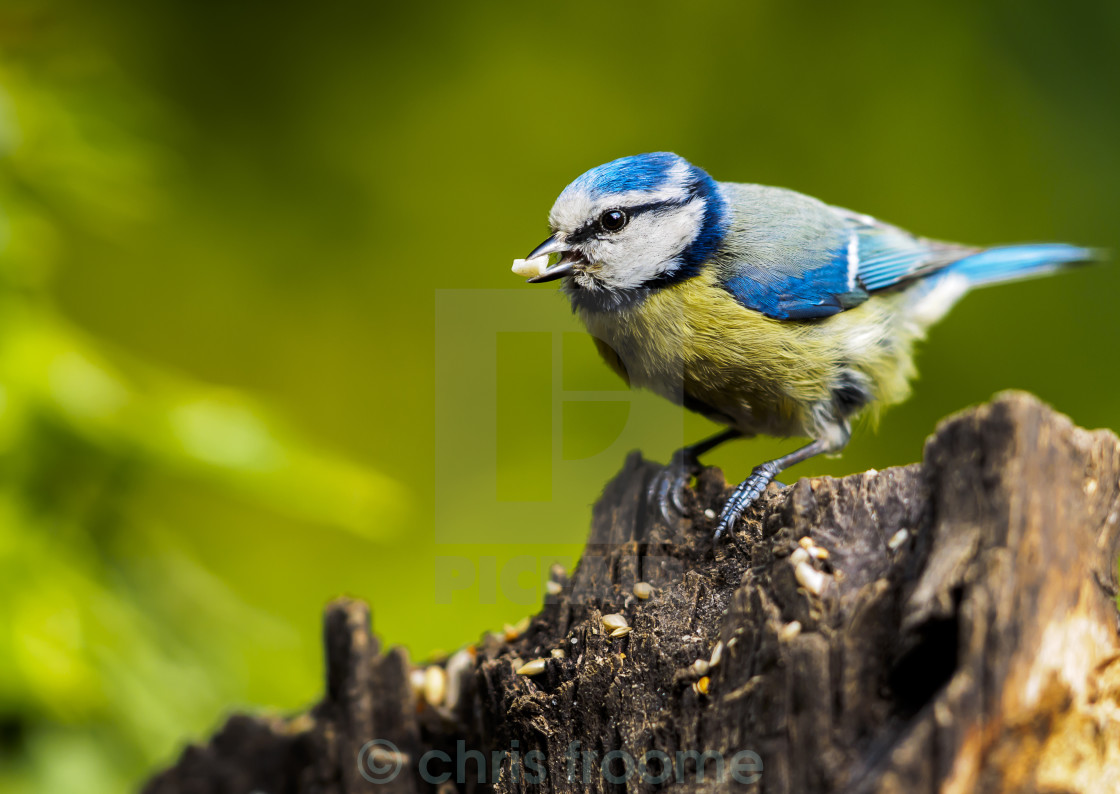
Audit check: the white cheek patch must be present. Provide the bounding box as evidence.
[593,200,706,289]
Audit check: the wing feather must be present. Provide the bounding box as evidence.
[718,195,973,320]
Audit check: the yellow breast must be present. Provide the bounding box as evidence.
[577,270,917,438]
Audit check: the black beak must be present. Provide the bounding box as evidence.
[524,234,576,283]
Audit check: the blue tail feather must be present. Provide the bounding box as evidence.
[948,243,1096,287]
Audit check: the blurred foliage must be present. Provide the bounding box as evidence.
[1,0,1119,790]
[0,13,405,792]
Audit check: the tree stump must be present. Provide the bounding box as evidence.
[143,392,1120,793]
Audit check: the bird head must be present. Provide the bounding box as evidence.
[524,153,728,298]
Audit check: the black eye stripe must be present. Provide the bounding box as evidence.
[567,195,695,244]
[625,196,693,216]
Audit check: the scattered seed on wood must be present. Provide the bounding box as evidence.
[779,621,802,641]
[423,666,446,707]
[795,561,827,596]
[602,613,628,631]
[516,659,548,676]
[408,669,425,699]
[709,641,724,668]
[443,649,473,711]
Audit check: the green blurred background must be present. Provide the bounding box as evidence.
[2,0,1118,790]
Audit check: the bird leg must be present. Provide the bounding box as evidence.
[714,438,837,542]
[650,428,742,523]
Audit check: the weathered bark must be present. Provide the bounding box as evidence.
[143,392,1120,793]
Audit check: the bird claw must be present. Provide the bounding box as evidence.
[713,463,780,541]
[649,449,701,523]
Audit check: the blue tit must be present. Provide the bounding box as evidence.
[519,152,1095,540]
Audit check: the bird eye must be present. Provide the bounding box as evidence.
[599,209,628,232]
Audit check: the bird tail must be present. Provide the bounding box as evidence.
[946,243,1098,288]
[905,242,1099,329]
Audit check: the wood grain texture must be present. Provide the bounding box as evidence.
[143,392,1120,793]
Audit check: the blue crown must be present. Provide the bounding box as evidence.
[566,152,687,198]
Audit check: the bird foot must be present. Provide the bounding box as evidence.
[714,462,781,541]
[649,448,702,523]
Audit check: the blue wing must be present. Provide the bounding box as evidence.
[721,207,972,321]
